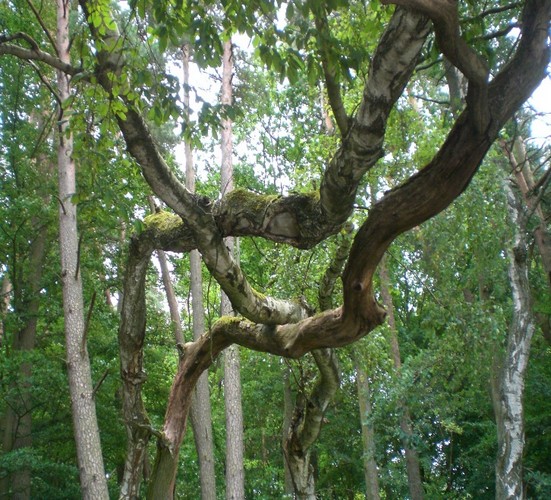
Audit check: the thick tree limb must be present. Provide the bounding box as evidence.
[382,0,490,132]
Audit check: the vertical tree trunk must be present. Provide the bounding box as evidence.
[491,167,536,500]
[282,367,295,495]
[220,38,246,500]
[379,256,424,500]
[502,137,551,289]
[354,354,381,500]
[0,275,10,346]
[182,42,218,500]
[56,1,108,497]
[9,223,48,500]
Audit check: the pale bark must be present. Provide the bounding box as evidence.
[30,0,549,496]
[149,198,185,346]
[182,42,218,500]
[220,38,246,500]
[56,1,108,497]
[223,342,245,500]
[354,355,381,500]
[0,275,10,347]
[502,137,551,289]
[379,257,424,500]
[491,177,535,500]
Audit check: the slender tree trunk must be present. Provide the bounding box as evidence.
[282,366,294,495]
[182,42,218,500]
[148,199,185,347]
[379,256,424,500]
[0,275,13,498]
[9,224,48,500]
[502,137,551,289]
[491,164,536,500]
[220,38,246,500]
[56,1,108,497]
[0,275,10,347]
[354,354,381,500]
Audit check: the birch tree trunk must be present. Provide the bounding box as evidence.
[491,170,536,500]
[220,38,246,500]
[379,256,424,500]
[182,42,217,500]
[56,1,108,497]
[502,137,551,289]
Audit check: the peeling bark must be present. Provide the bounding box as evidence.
[4,0,544,496]
[502,137,551,289]
[491,176,536,500]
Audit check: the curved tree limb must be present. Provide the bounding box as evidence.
[381,0,490,132]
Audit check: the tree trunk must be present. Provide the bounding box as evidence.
[282,367,295,495]
[491,161,536,500]
[8,224,48,500]
[0,275,10,347]
[56,1,108,497]
[354,354,381,500]
[219,38,246,500]
[182,42,218,500]
[379,256,424,500]
[502,137,551,289]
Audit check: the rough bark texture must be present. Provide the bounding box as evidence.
[490,161,536,500]
[220,39,246,500]
[502,137,551,289]
[283,230,351,499]
[354,354,381,500]
[379,257,424,500]
[183,43,218,500]
[118,239,151,500]
[2,0,546,496]
[284,349,340,500]
[56,1,108,497]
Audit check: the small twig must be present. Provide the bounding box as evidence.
[131,422,166,442]
[81,290,97,356]
[75,233,83,279]
[25,0,58,55]
[28,60,62,106]
[54,194,67,214]
[92,367,109,397]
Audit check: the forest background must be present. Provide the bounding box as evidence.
[1,0,550,498]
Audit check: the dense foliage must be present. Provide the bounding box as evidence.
[1,0,550,498]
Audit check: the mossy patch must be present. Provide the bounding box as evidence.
[224,188,279,212]
[143,211,183,232]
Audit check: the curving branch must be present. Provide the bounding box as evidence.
[381,0,491,132]
[0,33,81,76]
